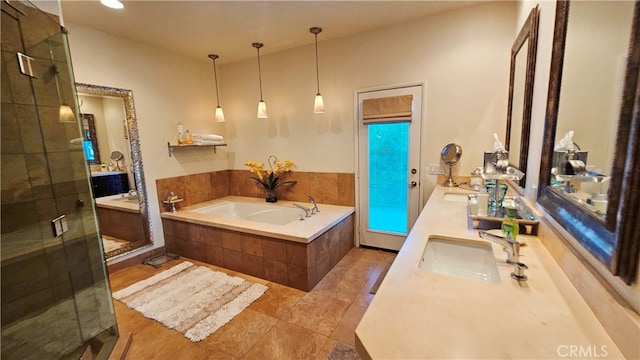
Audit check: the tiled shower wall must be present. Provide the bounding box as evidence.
[156,170,355,211]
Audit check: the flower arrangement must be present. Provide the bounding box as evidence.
[244,155,297,202]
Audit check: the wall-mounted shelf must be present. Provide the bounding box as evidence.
[167,142,227,156]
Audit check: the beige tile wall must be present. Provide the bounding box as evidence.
[156,170,355,211]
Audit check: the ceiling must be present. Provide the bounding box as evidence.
[60,1,484,64]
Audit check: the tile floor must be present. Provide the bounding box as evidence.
[108,246,396,359]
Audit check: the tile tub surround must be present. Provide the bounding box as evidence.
[161,198,355,291]
[155,170,355,212]
[355,186,624,359]
[96,207,144,244]
[95,194,144,245]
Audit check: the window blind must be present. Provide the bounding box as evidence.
[362,95,413,124]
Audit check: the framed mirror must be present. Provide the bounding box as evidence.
[538,1,640,284]
[505,5,539,190]
[76,83,153,259]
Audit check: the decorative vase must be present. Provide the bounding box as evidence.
[265,189,278,203]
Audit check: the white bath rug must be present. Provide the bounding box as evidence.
[112,261,268,342]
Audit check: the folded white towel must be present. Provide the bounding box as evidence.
[195,139,225,146]
[192,134,223,141]
[68,137,83,150]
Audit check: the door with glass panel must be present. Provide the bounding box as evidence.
[357,85,422,251]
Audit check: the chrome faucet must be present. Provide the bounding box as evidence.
[293,203,312,217]
[479,230,528,281]
[478,230,520,264]
[308,196,319,213]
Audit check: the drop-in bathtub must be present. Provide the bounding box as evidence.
[160,196,355,291]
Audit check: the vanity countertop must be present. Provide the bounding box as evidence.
[95,193,139,213]
[355,186,623,359]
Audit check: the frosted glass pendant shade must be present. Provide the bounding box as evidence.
[215,106,225,122]
[100,0,124,9]
[59,104,76,123]
[313,94,325,114]
[257,100,268,119]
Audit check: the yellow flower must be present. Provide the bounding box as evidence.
[244,155,297,193]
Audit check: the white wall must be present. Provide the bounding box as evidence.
[66,1,515,260]
[222,1,516,199]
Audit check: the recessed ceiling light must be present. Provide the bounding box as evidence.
[100,0,124,9]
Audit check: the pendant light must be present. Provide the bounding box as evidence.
[310,27,325,114]
[52,64,75,123]
[252,42,268,119]
[208,54,225,123]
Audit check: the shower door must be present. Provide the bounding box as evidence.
[1,1,118,359]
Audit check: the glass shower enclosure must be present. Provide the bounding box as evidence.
[1,1,118,359]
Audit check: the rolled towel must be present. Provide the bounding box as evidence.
[192,133,223,141]
[194,139,225,146]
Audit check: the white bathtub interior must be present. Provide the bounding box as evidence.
[191,200,304,226]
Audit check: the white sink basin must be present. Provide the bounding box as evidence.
[419,235,500,283]
[442,193,470,202]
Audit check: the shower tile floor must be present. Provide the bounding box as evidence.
[109,246,395,359]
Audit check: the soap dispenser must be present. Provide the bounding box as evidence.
[501,204,519,240]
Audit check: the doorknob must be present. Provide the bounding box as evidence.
[409,181,417,188]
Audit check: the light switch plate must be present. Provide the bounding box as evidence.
[428,164,444,175]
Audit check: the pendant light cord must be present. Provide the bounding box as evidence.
[213,59,220,106]
[310,27,323,95]
[314,33,320,95]
[256,46,264,101]
[208,54,222,107]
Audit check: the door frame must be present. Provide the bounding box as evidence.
[353,81,427,249]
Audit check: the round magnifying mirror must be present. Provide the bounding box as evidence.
[110,151,124,161]
[441,143,462,187]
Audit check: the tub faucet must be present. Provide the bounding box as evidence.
[478,230,520,264]
[308,196,320,213]
[293,203,312,217]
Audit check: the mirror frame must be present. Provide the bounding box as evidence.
[76,83,153,258]
[505,5,539,190]
[538,0,640,284]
